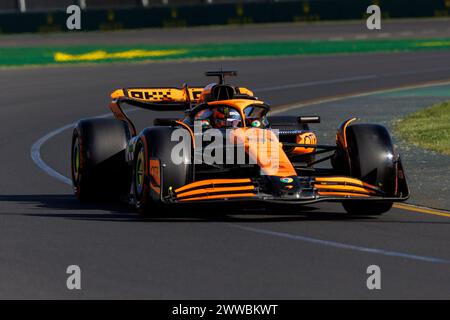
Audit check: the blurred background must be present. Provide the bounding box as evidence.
[0,0,449,33]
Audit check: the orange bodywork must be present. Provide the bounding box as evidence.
[229,127,296,177]
[109,100,137,136]
[317,192,370,198]
[111,87,254,104]
[175,120,196,148]
[174,178,256,202]
[337,117,357,148]
[177,186,255,199]
[313,176,382,197]
[175,178,253,193]
[179,193,256,202]
[111,87,203,103]
[314,184,376,195]
[149,159,161,195]
[315,176,379,190]
[172,174,382,202]
[292,132,317,154]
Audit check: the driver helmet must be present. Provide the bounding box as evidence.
[213,107,241,128]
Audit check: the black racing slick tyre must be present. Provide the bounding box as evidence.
[71,118,131,201]
[337,123,396,215]
[133,140,153,213]
[133,127,192,214]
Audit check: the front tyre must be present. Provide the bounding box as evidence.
[133,140,154,214]
[132,127,192,215]
[334,123,397,215]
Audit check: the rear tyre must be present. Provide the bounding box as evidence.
[71,118,130,201]
[335,123,396,215]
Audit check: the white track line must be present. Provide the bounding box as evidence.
[272,79,450,115]
[30,112,115,186]
[31,123,74,185]
[228,224,450,264]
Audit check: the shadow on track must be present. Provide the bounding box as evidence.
[2,194,438,224]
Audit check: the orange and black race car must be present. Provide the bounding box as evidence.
[71,71,409,215]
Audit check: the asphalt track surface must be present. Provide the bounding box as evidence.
[1,18,450,47]
[1,50,450,299]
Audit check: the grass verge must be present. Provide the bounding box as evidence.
[394,101,450,155]
[1,38,450,67]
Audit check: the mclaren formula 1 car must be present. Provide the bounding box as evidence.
[71,71,409,215]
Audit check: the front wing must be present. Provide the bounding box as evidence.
[165,176,410,204]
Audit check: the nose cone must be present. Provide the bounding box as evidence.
[265,176,316,200]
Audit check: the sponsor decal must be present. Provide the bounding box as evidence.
[251,120,261,128]
[280,177,293,183]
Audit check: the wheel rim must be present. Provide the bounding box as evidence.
[72,137,81,183]
[135,147,145,196]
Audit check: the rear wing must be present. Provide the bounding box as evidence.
[110,85,255,110]
[110,86,204,111]
[109,86,202,136]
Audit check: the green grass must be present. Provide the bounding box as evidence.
[1,38,450,67]
[395,101,450,155]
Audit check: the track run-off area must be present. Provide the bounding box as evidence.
[1,47,450,298]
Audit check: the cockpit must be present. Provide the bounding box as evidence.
[191,104,269,129]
